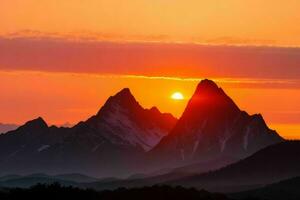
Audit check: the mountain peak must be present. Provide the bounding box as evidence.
[198,79,219,87]
[152,80,283,166]
[194,79,222,95]
[109,88,136,105]
[116,88,132,97]
[183,79,239,115]
[20,117,48,131]
[85,87,177,152]
[96,88,140,117]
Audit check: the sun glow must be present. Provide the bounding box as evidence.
[171,92,184,100]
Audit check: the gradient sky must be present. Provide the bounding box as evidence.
[1,0,300,46]
[0,0,300,139]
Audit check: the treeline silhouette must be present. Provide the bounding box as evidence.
[0,183,263,200]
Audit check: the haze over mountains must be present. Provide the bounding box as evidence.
[0,79,286,184]
[0,123,18,134]
[165,141,300,192]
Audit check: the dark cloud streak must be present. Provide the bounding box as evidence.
[0,37,300,79]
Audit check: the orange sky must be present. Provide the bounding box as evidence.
[1,70,300,139]
[1,0,300,46]
[0,1,300,139]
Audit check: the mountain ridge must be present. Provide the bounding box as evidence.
[150,79,283,168]
[0,88,177,177]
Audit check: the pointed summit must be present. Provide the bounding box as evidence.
[182,79,239,121]
[23,117,48,129]
[195,79,220,92]
[15,117,48,135]
[97,88,140,116]
[192,79,232,101]
[114,88,133,98]
[106,88,137,106]
[152,79,283,166]
[86,88,177,151]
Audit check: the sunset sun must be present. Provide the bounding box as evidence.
[171,92,184,100]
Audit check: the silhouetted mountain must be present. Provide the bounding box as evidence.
[86,141,300,193]
[0,117,69,169]
[0,88,177,177]
[232,176,300,200]
[165,141,300,192]
[151,79,283,168]
[0,80,285,179]
[0,123,18,134]
[84,88,177,151]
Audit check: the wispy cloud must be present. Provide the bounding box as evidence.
[2,30,172,43]
[2,70,300,89]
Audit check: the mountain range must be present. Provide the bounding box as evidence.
[0,88,176,177]
[0,79,285,180]
[52,140,296,194]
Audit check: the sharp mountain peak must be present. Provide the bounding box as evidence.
[115,88,133,97]
[106,88,137,105]
[193,79,228,98]
[181,79,240,119]
[22,117,48,129]
[197,79,219,90]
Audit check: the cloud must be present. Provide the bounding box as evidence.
[202,36,277,46]
[0,35,300,80]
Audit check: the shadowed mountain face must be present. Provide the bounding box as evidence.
[166,141,300,193]
[85,88,177,151]
[151,79,283,166]
[0,89,177,177]
[232,176,300,200]
[83,141,300,193]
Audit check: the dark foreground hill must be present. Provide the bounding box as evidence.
[165,141,300,192]
[82,141,300,193]
[0,184,231,200]
[231,176,300,200]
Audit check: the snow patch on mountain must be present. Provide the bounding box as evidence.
[92,144,102,152]
[192,141,199,155]
[219,137,228,152]
[180,148,185,161]
[243,127,250,150]
[38,145,50,152]
[103,102,168,151]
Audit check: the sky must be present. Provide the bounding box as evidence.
[0,0,300,139]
